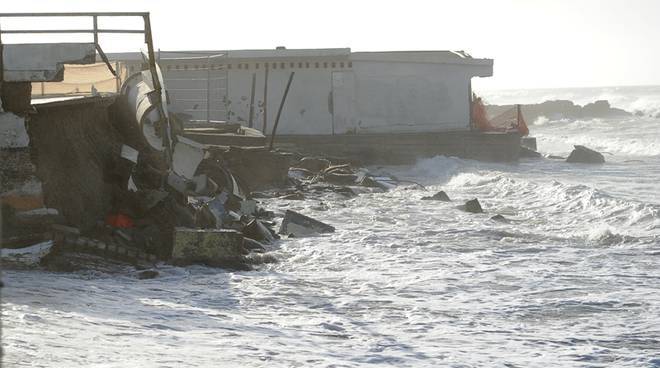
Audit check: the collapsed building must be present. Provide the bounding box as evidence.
[1,12,533,272]
[0,12,291,270]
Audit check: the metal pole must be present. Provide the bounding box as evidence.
[269,71,295,151]
[142,13,172,164]
[248,72,256,128]
[92,15,98,44]
[262,63,269,134]
[206,56,211,123]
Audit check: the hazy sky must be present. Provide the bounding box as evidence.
[2,0,659,90]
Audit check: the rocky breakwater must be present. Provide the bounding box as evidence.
[486,99,631,123]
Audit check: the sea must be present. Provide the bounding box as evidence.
[2,85,660,367]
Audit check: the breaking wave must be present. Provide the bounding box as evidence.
[531,116,660,157]
[441,170,660,242]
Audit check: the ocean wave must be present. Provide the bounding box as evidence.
[443,171,660,235]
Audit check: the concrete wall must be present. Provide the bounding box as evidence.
[348,61,475,133]
[226,60,349,135]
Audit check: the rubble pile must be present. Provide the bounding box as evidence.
[1,69,288,272]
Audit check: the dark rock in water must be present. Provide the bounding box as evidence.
[490,214,508,222]
[279,209,335,237]
[296,157,331,173]
[519,146,542,158]
[461,198,483,213]
[547,155,566,160]
[582,100,629,117]
[421,191,451,201]
[137,269,159,279]
[566,145,605,164]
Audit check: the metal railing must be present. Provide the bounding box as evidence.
[0,12,174,161]
[0,12,155,81]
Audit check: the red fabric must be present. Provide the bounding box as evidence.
[517,106,529,136]
[472,96,497,131]
[105,213,134,228]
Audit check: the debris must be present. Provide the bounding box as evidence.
[296,157,331,172]
[288,167,315,180]
[520,146,542,158]
[243,219,276,243]
[14,208,65,226]
[566,145,605,164]
[240,200,257,216]
[421,191,451,201]
[279,210,335,237]
[120,144,139,164]
[323,172,358,186]
[0,240,54,269]
[279,192,305,200]
[460,198,483,213]
[171,228,249,269]
[137,269,159,280]
[105,213,134,228]
[243,237,266,253]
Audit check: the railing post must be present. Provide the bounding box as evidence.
[206,55,211,123]
[92,15,98,44]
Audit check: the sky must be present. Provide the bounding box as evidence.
[1,0,660,90]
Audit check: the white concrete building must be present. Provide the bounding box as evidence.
[112,48,493,136]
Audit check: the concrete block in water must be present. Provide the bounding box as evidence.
[171,228,246,268]
[278,210,335,237]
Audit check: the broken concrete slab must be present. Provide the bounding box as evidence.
[2,43,97,82]
[171,227,248,269]
[566,145,605,164]
[278,210,335,237]
[0,112,29,148]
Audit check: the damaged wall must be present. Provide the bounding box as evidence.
[28,97,123,231]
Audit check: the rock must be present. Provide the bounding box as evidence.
[137,269,159,279]
[421,191,451,201]
[547,155,566,160]
[296,157,331,173]
[490,214,508,222]
[519,146,542,158]
[461,198,483,213]
[566,145,605,164]
[278,210,335,237]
